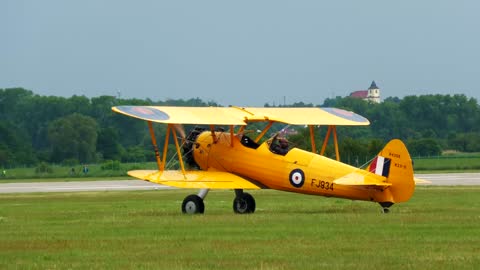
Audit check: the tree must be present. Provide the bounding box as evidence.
[2,88,480,167]
[447,133,480,152]
[367,139,385,157]
[47,113,98,163]
[121,146,151,163]
[0,144,13,167]
[407,138,442,157]
[0,120,36,166]
[97,127,124,160]
[0,88,34,122]
[339,137,369,166]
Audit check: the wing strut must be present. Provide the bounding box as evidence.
[148,121,163,171]
[308,125,317,154]
[320,126,331,156]
[320,125,341,161]
[170,124,187,177]
[238,125,246,134]
[333,126,340,161]
[230,125,234,146]
[209,125,217,143]
[161,124,171,171]
[255,121,274,143]
[147,122,187,178]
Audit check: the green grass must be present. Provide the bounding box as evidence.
[0,162,158,181]
[413,156,480,171]
[0,187,479,269]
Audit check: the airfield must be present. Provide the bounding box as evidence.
[0,173,479,193]
[1,174,479,269]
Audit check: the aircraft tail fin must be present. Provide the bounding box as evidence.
[367,139,415,203]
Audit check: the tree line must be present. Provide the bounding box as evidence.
[1,88,479,167]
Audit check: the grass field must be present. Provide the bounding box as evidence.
[0,187,479,269]
[413,156,480,171]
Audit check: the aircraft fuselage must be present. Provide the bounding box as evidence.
[193,131,394,203]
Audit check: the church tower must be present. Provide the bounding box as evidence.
[367,81,381,103]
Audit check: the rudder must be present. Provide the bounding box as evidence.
[368,139,415,203]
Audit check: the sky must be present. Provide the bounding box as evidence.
[2,1,479,106]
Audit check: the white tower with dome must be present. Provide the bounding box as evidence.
[367,81,381,103]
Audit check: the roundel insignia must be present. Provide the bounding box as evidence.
[289,169,305,188]
[117,106,170,121]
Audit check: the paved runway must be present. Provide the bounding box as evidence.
[0,173,479,194]
[414,173,480,186]
[0,180,170,194]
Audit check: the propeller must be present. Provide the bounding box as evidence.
[173,124,186,140]
[180,126,205,168]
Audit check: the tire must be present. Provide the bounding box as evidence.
[181,194,205,214]
[233,193,256,214]
[379,202,393,214]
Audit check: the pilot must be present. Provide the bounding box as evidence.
[271,137,289,155]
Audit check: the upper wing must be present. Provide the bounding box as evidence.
[128,170,262,189]
[112,106,369,126]
[238,107,370,126]
[112,106,248,125]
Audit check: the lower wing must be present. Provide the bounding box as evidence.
[128,170,262,189]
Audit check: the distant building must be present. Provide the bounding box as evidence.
[349,81,381,103]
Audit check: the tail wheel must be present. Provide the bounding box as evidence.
[233,193,256,214]
[182,194,205,214]
[379,202,394,214]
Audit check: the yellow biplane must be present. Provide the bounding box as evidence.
[112,106,416,214]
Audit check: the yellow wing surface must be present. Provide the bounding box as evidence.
[414,177,432,184]
[112,106,370,126]
[129,170,261,189]
[112,106,248,125]
[238,107,370,126]
[333,171,391,187]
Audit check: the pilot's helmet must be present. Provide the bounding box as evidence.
[278,138,288,147]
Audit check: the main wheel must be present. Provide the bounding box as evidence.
[182,194,205,214]
[233,193,256,214]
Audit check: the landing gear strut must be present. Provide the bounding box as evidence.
[379,202,394,214]
[233,189,256,214]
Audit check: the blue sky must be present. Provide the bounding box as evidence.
[2,1,479,106]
